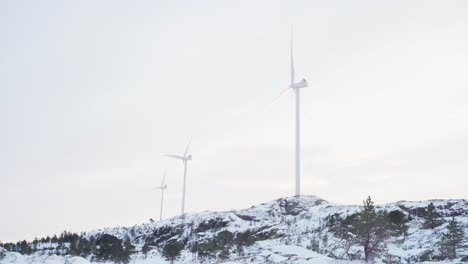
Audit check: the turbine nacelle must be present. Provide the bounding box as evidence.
[290,78,308,89]
[154,171,168,190]
[165,140,192,162]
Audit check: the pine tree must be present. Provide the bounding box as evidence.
[320,233,329,254]
[2,243,12,252]
[76,238,88,257]
[18,240,31,255]
[122,239,134,262]
[0,243,6,260]
[69,239,78,256]
[233,230,255,255]
[95,234,128,263]
[423,202,443,229]
[308,236,319,252]
[439,217,465,259]
[162,241,184,264]
[341,196,400,262]
[141,242,150,257]
[355,196,381,261]
[0,250,5,260]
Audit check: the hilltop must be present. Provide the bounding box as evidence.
[1,195,467,263]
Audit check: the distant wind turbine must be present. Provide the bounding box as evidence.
[153,170,168,221]
[165,141,192,214]
[275,30,308,196]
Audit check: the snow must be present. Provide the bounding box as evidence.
[1,195,466,264]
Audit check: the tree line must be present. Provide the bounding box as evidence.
[0,231,134,263]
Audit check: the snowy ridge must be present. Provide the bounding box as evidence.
[1,195,467,264]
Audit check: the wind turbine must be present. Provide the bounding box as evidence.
[153,170,168,221]
[165,141,192,214]
[277,30,308,196]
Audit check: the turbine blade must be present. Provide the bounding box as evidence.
[290,27,295,85]
[183,139,192,157]
[165,154,184,160]
[161,170,166,186]
[268,87,292,108]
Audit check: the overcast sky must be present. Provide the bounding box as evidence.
[2,0,468,242]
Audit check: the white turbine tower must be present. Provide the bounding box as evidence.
[283,30,308,196]
[153,170,167,221]
[165,141,192,214]
[268,30,308,196]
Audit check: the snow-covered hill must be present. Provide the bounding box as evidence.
[1,196,467,263]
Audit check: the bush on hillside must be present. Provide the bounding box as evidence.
[95,234,131,263]
[162,240,184,263]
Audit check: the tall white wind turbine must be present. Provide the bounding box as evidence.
[280,30,308,196]
[165,141,192,214]
[290,31,308,196]
[153,170,168,221]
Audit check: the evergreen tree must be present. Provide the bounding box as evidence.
[0,246,6,260]
[141,242,150,256]
[423,202,443,229]
[296,235,302,245]
[95,234,129,263]
[123,239,134,261]
[216,231,234,249]
[2,243,12,252]
[233,229,255,252]
[218,248,230,260]
[335,196,403,262]
[216,230,234,259]
[18,240,31,255]
[386,210,409,235]
[439,217,465,259]
[162,241,184,264]
[308,236,319,252]
[353,196,388,261]
[320,234,329,254]
[80,237,97,257]
[76,238,88,257]
[69,239,78,256]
